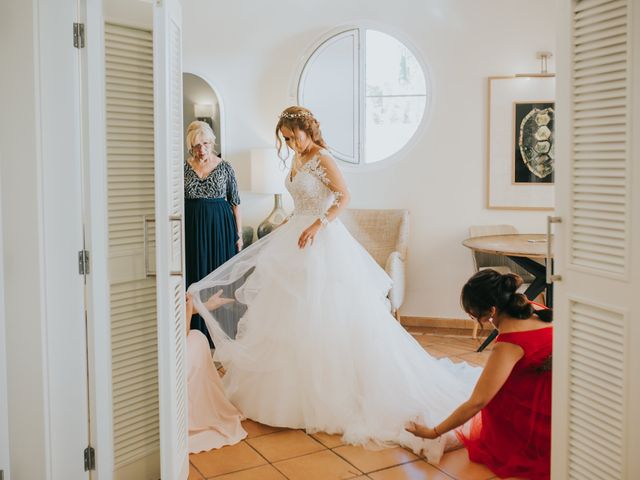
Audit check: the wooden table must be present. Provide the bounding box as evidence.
[462,233,553,307]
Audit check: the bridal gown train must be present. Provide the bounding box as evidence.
[188,150,482,462]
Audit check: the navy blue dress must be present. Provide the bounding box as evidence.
[185,158,240,346]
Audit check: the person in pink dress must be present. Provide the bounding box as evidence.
[186,291,247,453]
[406,269,552,480]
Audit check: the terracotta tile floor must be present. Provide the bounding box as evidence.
[188,327,509,480]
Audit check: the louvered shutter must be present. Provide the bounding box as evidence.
[571,0,630,276]
[565,301,627,479]
[553,0,637,478]
[105,22,160,480]
[153,1,189,479]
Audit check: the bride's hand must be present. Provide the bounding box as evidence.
[298,220,322,249]
[405,421,439,439]
[203,289,235,311]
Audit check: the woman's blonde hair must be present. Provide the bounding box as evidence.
[275,106,327,159]
[186,120,217,154]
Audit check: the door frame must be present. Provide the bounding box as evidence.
[39,0,92,477]
[84,0,114,477]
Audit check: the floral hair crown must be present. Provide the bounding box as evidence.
[279,111,312,119]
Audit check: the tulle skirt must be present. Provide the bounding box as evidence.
[185,197,239,345]
[188,214,481,462]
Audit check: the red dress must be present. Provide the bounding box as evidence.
[458,327,552,480]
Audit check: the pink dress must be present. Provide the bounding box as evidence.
[188,330,247,453]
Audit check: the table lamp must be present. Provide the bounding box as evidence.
[250,148,288,238]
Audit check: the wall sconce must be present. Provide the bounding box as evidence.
[194,103,215,129]
[516,51,554,78]
[536,51,552,74]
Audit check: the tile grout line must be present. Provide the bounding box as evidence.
[205,440,290,480]
[268,449,363,480]
[242,436,332,469]
[361,458,438,477]
[425,460,459,480]
[241,438,274,465]
[269,461,292,480]
[189,460,206,480]
[328,446,418,476]
[263,446,329,465]
[242,427,286,440]
[421,453,492,480]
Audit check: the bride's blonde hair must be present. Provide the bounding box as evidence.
[275,106,327,160]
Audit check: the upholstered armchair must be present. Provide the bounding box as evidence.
[340,208,409,321]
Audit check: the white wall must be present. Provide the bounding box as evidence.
[183,0,555,319]
[0,1,49,478]
[0,167,10,480]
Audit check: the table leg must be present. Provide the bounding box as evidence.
[545,260,554,307]
[507,256,552,308]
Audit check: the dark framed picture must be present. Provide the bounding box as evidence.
[487,75,555,210]
[513,102,555,184]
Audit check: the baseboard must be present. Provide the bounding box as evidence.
[399,316,476,330]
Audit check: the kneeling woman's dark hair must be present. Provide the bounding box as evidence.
[461,269,552,323]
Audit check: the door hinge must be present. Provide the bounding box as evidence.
[78,250,90,275]
[84,446,96,471]
[73,22,85,48]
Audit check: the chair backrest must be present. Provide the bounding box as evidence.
[341,208,409,268]
[468,224,518,271]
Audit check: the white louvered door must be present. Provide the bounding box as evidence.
[153,1,189,479]
[554,1,639,478]
[105,23,161,480]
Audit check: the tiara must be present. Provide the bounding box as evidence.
[279,111,312,119]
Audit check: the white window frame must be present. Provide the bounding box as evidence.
[294,23,432,172]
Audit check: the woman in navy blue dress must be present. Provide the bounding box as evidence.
[184,121,242,345]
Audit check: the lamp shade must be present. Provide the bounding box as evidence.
[250,148,287,194]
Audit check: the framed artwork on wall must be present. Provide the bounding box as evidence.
[487,75,555,210]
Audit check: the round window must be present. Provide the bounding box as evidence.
[298,27,430,167]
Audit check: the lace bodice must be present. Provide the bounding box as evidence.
[285,151,337,216]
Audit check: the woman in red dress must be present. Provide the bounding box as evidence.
[406,269,552,480]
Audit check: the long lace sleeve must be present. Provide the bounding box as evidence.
[314,153,350,222]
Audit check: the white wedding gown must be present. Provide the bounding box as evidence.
[188,151,481,462]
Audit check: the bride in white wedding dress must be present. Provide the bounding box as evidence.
[188,106,481,462]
